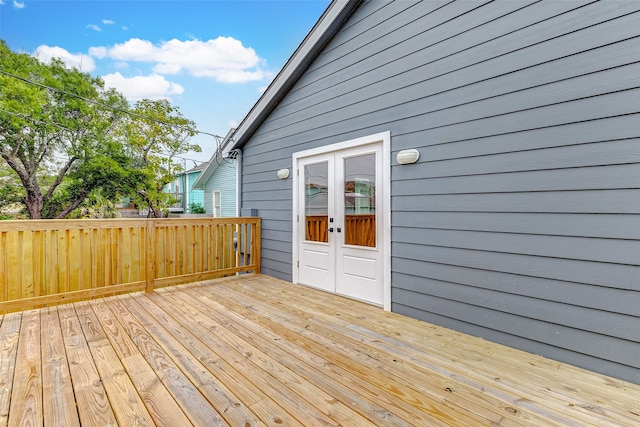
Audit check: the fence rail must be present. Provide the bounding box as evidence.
[0,217,260,312]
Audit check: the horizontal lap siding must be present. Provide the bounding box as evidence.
[203,161,237,217]
[240,0,640,383]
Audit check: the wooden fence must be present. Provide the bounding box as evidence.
[0,217,260,312]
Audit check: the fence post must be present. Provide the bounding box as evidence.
[146,219,156,293]
[253,218,261,274]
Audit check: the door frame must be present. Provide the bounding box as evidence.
[292,131,391,311]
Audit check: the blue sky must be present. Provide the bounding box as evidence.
[0,0,330,164]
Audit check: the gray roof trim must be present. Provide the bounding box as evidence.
[192,128,236,190]
[230,0,361,150]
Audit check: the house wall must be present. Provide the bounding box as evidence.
[239,0,640,383]
[203,160,237,217]
[187,171,205,210]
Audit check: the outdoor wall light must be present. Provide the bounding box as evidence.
[277,168,290,179]
[396,149,420,165]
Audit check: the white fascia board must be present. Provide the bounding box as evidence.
[230,0,359,150]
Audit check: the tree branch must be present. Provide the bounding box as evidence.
[44,155,77,200]
[55,189,88,219]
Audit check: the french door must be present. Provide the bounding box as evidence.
[293,135,389,307]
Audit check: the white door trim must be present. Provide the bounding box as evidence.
[292,131,391,311]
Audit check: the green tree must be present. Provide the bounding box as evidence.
[0,40,131,219]
[121,99,200,218]
[0,161,25,218]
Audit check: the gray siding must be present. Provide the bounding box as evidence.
[239,0,640,383]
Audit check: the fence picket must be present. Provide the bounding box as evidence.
[0,217,260,312]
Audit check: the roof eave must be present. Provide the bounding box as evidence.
[230,0,360,150]
[192,128,237,190]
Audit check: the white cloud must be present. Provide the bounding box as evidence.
[102,72,184,101]
[97,37,269,83]
[107,38,156,61]
[102,19,115,25]
[88,46,107,59]
[13,0,25,8]
[87,24,101,32]
[35,45,96,72]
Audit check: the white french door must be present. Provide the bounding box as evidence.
[293,133,390,307]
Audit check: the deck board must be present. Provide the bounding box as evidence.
[0,274,639,426]
[41,307,80,427]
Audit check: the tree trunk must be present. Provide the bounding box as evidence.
[24,191,44,219]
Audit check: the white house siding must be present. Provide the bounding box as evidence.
[238,0,640,383]
[203,160,237,217]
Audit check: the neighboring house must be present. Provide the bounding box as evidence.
[226,0,640,384]
[192,129,238,217]
[165,162,208,213]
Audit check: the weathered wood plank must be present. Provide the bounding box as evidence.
[8,310,42,427]
[58,304,118,426]
[102,295,229,426]
[118,294,269,427]
[150,287,362,426]
[87,298,192,427]
[179,284,413,426]
[73,301,156,426]
[204,281,543,426]
[237,276,640,426]
[41,307,80,427]
[3,276,639,426]
[0,313,21,426]
[159,286,388,427]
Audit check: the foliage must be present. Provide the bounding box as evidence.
[0,40,132,219]
[120,99,200,218]
[0,41,201,219]
[188,202,206,214]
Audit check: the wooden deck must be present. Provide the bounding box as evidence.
[1,275,639,426]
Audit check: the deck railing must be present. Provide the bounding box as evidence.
[0,217,260,312]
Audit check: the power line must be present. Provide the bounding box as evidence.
[0,108,206,167]
[0,108,70,130]
[0,68,225,144]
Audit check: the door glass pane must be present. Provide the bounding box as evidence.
[305,162,329,243]
[344,154,375,247]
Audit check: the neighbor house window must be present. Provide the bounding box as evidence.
[212,190,221,217]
